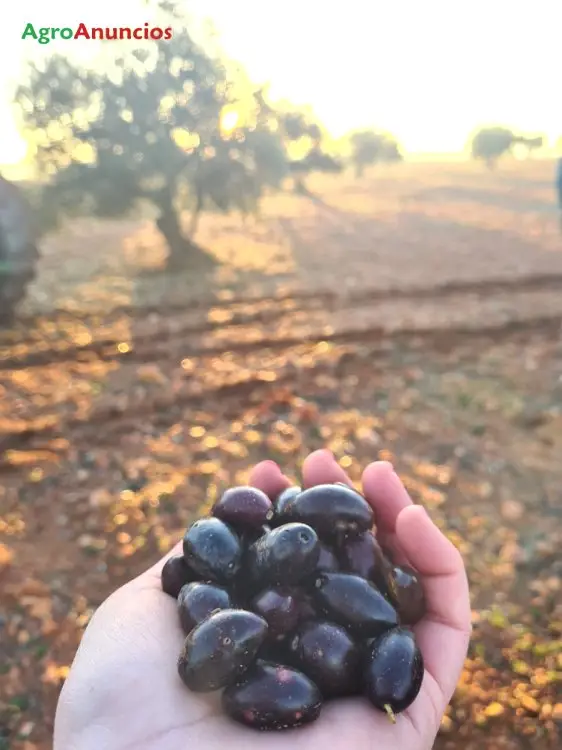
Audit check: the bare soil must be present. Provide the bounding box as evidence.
[1,158,561,750]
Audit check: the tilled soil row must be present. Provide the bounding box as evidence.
[1,325,560,750]
[3,271,562,370]
[1,315,561,455]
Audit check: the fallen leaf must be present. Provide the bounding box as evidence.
[519,695,540,714]
[484,702,505,718]
[0,542,14,569]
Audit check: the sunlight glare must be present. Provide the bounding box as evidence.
[171,128,200,152]
[220,110,240,134]
[0,0,560,168]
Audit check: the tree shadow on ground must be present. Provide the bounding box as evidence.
[405,185,557,214]
[275,204,562,292]
[441,169,557,193]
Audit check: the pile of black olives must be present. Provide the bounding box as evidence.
[161,482,426,731]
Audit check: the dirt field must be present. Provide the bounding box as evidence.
[1,158,561,750]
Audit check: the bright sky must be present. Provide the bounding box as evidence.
[1,0,560,165]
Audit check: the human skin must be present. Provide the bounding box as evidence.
[54,449,471,750]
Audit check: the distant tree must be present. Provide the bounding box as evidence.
[348,130,403,177]
[470,127,544,169]
[470,127,515,168]
[14,2,287,270]
[517,135,544,156]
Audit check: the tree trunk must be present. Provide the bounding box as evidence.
[154,189,215,271]
[293,177,311,196]
[0,273,28,324]
[189,187,204,239]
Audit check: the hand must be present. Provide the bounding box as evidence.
[54,450,471,750]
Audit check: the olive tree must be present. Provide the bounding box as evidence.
[15,2,287,269]
[348,130,403,177]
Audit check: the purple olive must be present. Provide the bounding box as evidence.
[316,542,340,573]
[276,484,374,540]
[275,485,301,512]
[250,588,301,640]
[312,572,398,638]
[271,486,302,527]
[178,609,268,692]
[177,582,232,634]
[338,531,391,593]
[248,523,319,585]
[386,565,426,625]
[172,473,427,733]
[363,627,424,721]
[294,591,319,624]
[161,555,197,598]
[222,660,323,730]
[212,486,274,530]
[183,517,242,584]
[289,620,361,697]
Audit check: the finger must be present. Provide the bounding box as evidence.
[302,449,353,487]
[396,505,471,702]
[361,461,413,535]
[415,619,471,709]
[361,461,414,564]
[144,461,291,581]
[249,460,291,500]
[396,505,471,629]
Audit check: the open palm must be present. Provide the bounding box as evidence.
[54,450,471,750]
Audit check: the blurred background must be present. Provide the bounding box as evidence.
[0,1,561,748]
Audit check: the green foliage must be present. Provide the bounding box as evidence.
[274,108,326,162]
[18,180,62,238]
[281,112,310,142]
[288,148,343,176]
[519,135,544,151]
[348,130,403,176]
[470,126,516,167]
[470,127,546,168]
[272,108,341,188]
[240,129,290,189]
[14,1,288,265]
[278,111,323,147]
